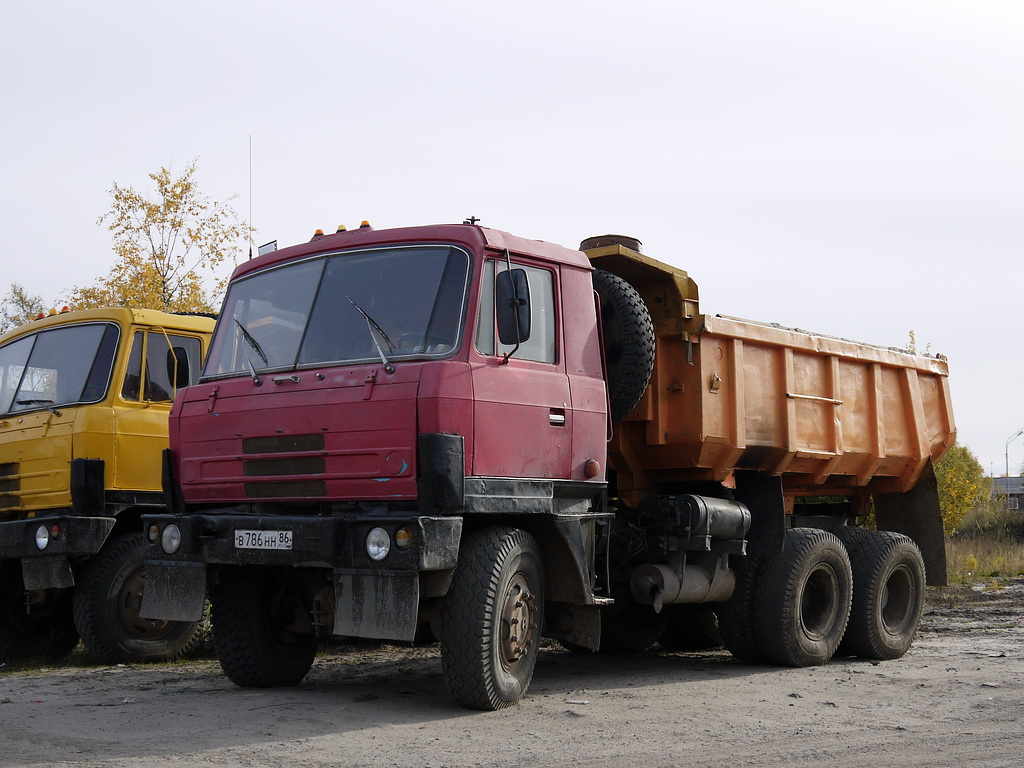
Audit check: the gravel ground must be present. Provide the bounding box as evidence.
[2,580,1023,768]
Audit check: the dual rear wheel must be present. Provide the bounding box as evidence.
[718,526,925,667]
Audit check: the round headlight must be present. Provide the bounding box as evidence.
[161,524,182,554]
[34,525,50,551]
[366,527,391,561]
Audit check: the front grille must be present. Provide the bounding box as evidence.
[245,480,327,498]
[242,434,324,454]
[0,462,20,509]
[243,457,326,477]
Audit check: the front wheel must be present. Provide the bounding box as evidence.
[441,527,544,710]
[211,567,318,687]
[73,532,200,664]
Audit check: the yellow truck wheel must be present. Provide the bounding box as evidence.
[0,567,78,662]
[72,532,200,664]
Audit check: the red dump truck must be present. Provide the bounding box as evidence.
[141,223,955,710]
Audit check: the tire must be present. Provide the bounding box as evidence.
[73,532,200,664]
[659,605,722,652]
[753,528,852,667]
[717,554,766,663]
[834,527,926,660]
[441,527,544,710]
[0,565,78,662]
[211,567,318,687]
[592,270,655,423]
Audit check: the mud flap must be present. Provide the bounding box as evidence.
[22,556,74,591]
[332,570,419,642]
[140,562,207,622]
[874,460,948,587]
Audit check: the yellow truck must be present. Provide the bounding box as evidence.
[0,307,214,663]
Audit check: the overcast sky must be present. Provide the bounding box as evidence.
[3,1,1021,475]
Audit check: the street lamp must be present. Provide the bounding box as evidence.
[1005,427,1024,510]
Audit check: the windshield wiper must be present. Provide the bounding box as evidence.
[15,399,62,416]
[346,297,396,374]
[233,317,268,365]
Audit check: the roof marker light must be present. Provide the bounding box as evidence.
[359,220,371,229]
[336,225,347,233]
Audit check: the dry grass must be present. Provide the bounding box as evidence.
[946,534,1024,583]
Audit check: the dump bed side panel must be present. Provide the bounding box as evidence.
[610,313,955,503]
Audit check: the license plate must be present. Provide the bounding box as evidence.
[234,529,293,550]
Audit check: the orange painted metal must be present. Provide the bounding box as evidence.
[587,244,955,507]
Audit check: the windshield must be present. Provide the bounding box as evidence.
[0,323,120,415]
[204,245,471,378]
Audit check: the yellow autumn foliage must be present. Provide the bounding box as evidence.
[934,444,988,536]
[68,161,251,313]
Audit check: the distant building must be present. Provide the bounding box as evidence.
[991,476,1024,510]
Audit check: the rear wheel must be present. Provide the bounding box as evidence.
[0,566,78,662]
[835,528,925,660]
[441,527,544,710]
[753,528,852,667]
[73,532,200,664]
[718,554,766,663]
[212,567,318,687]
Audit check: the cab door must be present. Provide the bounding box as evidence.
[470,257,572,479]
[111,329,205,492]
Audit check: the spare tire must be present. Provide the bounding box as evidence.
[592,270,655,423]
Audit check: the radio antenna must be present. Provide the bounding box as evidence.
[248,135,253,259]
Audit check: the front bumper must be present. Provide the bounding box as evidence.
[140,510,463,641]
[0,515,116,589]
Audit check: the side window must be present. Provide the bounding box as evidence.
[121,332,144,401]
[475,259,557,364]
[121,331,203,402]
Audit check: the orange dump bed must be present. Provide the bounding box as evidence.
[587,244,955,504]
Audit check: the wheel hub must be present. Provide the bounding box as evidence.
[499,574,535,671]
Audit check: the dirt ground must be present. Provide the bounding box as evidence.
[3,581,1024,768]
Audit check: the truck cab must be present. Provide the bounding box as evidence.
[0,307,213,663]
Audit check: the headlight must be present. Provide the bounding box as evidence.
[161,524,182,554]
[366,527,391,561]
[34,525,49,551]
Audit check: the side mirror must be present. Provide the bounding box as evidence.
[167,347,191,390]
[495,268,531,346]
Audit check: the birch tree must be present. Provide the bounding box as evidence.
[70,161,250,313]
